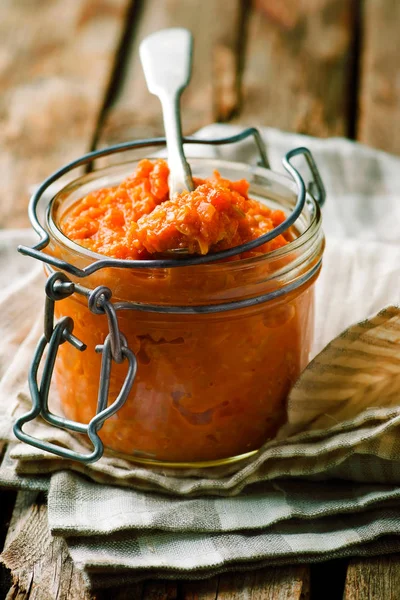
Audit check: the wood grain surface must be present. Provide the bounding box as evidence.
[98,0,242,146]
[344,555,400,600]
[1,492,91,600]
[238,0,356,136]
[357,0,400,153]
[215,568,309,600]
[1,0,400,598]
[94,567,310,600]
[0,0,131,229]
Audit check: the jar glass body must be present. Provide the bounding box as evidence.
[47,158,325,466]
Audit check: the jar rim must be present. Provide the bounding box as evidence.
[47,156,323,272]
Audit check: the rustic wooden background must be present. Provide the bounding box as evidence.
[1,0,400,230]
[1,1,400,599]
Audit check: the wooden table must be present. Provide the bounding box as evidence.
[1,1,400,598]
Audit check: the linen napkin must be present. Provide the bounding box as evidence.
[1,126,400,586]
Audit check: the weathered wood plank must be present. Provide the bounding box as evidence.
[0,0,131,229]
[3,491,41,547]
[344,555,400,600]
[216,568,310,599]
[181,567,310,600]
[98,0,242,146]
[357,0,400,153]
[1,491,92,600]
[238,0,356,137]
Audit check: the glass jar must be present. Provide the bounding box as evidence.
[43,157,324,467]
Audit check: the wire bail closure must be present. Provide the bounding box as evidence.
[13,128,326,463]
[13,274,137,463]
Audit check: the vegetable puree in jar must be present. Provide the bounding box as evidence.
[53,159,317,464]
[61,159,290,258]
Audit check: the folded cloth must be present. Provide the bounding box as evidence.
[1,126,400,585]
[1,237,400,495]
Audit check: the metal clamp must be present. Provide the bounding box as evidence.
[13,276,137,463]
[88,286,125,364]
[283,147,326,207]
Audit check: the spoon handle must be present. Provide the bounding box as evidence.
[140,28,194,195]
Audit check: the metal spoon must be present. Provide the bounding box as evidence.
[140,28,194,197]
